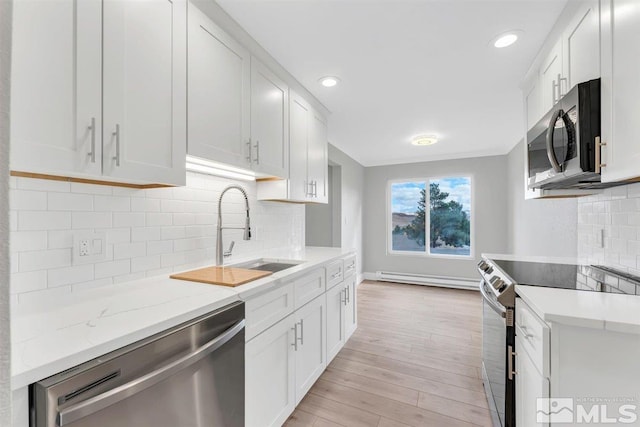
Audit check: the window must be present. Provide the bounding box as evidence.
[390,177,472,257]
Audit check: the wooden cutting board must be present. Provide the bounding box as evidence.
[170,266,273,287]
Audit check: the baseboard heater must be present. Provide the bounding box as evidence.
[374,271,478,290]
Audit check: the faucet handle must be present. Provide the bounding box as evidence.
[224,241,235,258]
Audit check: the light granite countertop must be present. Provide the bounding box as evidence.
[11,246,355,390]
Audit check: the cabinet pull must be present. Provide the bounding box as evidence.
[508,345,517,380]
[253,140,260,164]
[298,319,304,345]
[559,76,568,98]
[87,117,96,163]
[552,79,559,105]
[312,180,317,197]
[340,289,346,305]
[112,124,120,167]
[595,136,607,173]
[346,284,350,303]
[246,140,252,164]
[291,323,298,351]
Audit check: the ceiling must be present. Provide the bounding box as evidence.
[217,0,568,167]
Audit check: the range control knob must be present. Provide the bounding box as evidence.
[478,261,488,271]
[492,279,504,290]
[485,266,494,274]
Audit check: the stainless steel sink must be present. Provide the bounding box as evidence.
[231,258,302,273]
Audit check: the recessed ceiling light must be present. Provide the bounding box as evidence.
[319,76,340,88]
[411,135,438,146]
[492,31,522,48]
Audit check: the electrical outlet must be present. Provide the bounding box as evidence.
[73,231,107,264]
[79,239,90,256]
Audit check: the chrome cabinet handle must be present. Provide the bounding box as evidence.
[87,117,96,163]
[595,136,607,173]
[291,323,298,351]
[57,319,245,426]
[298,319,304,345]
[552,79,559,105]
[343,286,348,306]
[340,288,346,305]
[346,284,350,303]
[311,180,318,197]
[508,345,517,380]
[246,140,252,164]
[559,76,568,98]
[254,140,260,164]
[112,124,120,167]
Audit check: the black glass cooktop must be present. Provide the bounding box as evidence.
[492,259,640,296]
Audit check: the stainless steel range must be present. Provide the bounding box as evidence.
[477,256,640,427]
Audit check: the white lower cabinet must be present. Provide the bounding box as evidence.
[294,295,327,404]
[515,335,549,427]
[245,255,356,427]
[326,281,346,363]
[246,314,296,427]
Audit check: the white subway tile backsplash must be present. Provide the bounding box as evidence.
[10,190,47,210]
[72,212,112,229]
[95,259,131,279]
[9,172,304,302]
[48,193,93,211]
[113,212,146,228]
[19,248,71,272]
[10,231,48,253]
[94,195,131,212]
[11,271,47,294]
[48,265,94,288]
[19,211,71,231]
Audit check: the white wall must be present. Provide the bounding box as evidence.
[506,141,578,257]
[577,183,640,275]
[8,173,305,306]
[328,144,364,279]
[363,155,509,279]
[0,0,12,423]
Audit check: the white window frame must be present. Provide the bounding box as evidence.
[386,175,475,260]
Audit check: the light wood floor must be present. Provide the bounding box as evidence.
[284,280,492,427]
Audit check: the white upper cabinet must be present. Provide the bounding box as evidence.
[11,0,186,186]
[188,4,251,168]
[600,0,640,182]
[539,40,564,113]
[103,0,187,186]
[563,0,601,89]
[289,92,311,201]
[250,59,289,178]
[257,90,328,203]
[308,109,329,203]
[11,0,102,177]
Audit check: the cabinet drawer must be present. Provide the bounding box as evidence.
[326,260,344,290]
[343,255,356,278]
[245,282,295,341]
[515,298,550,376]
[294,268,326,309]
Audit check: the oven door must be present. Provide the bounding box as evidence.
[480,280,512,427]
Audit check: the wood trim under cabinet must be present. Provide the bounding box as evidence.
[10,171,173,189]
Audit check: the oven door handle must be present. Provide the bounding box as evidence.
[57,319,245,426]
[479,281,506,318]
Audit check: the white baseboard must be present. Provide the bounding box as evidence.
[363,271,478,291]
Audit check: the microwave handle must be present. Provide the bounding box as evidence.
[545,109,564,173]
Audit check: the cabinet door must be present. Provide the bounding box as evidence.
[10,0,102,177]
[539,40,563,112]
[289,91,310,201]
[524,75,542,131]
[102,0,187,186]
[251,59,289,178]
[344,276,357,339]
[515,338,550,427]
[246,314,296,427]
[564,0,601,89]
[188,5,251,169]
[294,295,327,404]
[326,281,346,364]
[600,0,640,182]
[308,108,329,203]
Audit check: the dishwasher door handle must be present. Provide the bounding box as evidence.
[58,319,245,426]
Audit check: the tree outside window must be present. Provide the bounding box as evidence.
[390,177,472,257]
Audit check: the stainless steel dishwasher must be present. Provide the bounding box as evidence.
[32,301,245,427]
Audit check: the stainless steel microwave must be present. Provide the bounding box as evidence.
[527,78,604,190]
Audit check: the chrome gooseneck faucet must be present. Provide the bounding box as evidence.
[216,185,251,265]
